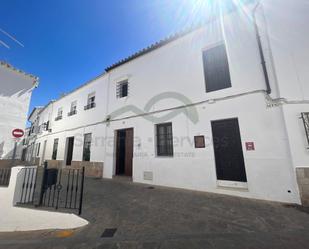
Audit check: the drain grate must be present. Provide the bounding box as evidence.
[101,228,117,238]
[147,186,155,189]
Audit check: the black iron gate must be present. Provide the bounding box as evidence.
[0,168,11,186]
[18,163,85,215]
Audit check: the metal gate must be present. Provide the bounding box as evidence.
[0,168,11,186]
[18,167,37,204]
[17,163,85,215]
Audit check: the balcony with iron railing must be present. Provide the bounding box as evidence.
[55,115,63,121]
[84,102,96,110]
[68,110,77,116]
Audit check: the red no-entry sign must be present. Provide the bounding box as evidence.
[12,129,24,138]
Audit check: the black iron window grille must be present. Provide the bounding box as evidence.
[301,112,309,148]
[68,109,77,116]
[156,122,174,156]
[116,80,128,98]
[84,102,96,110]
[55,115,62,121]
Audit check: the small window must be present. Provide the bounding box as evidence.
[36,143,41,157]
[82,133,92,161]
[68,101,77,116]
[85,93,96,110]
[55,107,63,121]
[203,44,231,92]
[52,138,59,160]
[156,123,173,156]
[45,121,50,131]
[117,80,128,98]
[57,108,63,117]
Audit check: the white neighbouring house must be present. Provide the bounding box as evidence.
[26,0,309,206]
[0,62,38,167]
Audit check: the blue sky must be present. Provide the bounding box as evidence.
[0,0,238,114]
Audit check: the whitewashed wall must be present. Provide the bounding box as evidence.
[104,93,299,203]
[0,64,36,160]
[106,12,267,118]
[100,5,302,203]
[27,1,308,204]
[260,0,309,168]
[34,76,108,164]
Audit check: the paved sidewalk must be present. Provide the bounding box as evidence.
[0,177,309,248]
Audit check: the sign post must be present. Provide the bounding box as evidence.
[11,128,25,165]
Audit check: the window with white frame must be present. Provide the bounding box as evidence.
[55,107,63,121]
[116,80,128,98]
[85,92,96,110]
[68,101,77,116]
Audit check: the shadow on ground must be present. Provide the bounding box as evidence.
[1,177,309,249]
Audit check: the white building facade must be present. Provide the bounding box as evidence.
[0,62,38,167]
[27,0,309,205]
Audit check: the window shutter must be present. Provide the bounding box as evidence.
[203,44,231,92]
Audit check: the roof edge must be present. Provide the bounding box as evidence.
[105,22,206,72]
[0,61,39,86]
[104,0,255,72]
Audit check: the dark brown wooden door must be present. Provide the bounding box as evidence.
[211,118,247,182]
[116,128,133,177]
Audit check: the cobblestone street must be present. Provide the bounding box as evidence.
[1,177,309,249]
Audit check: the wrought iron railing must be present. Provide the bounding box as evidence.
[84,102,96,110]
[0,168,11,187]
[68,110,77,116]
[38,163,85,215]
[55,115,63,121]
[17,162,85,215]
[301,112,309,148]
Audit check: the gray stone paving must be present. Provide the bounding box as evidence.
[1,177,309,249]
